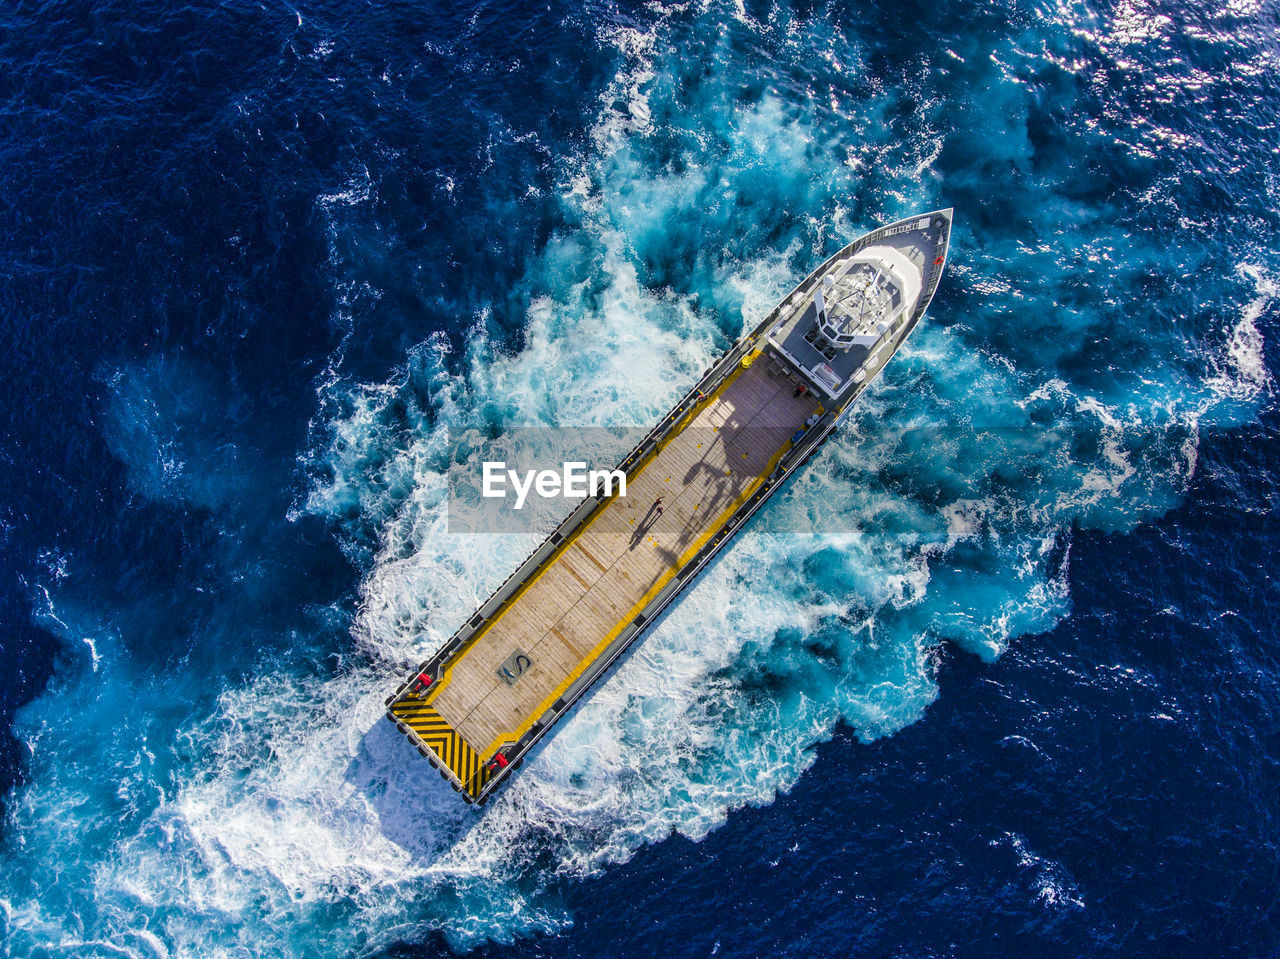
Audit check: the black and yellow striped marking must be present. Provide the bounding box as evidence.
[390,696,492,797]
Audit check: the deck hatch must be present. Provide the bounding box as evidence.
[496,649,533,685]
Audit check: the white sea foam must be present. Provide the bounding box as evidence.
[1206,262,1274,405]
[994,832,1086,911]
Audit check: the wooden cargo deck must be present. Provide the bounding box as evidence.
[390,356,820,796]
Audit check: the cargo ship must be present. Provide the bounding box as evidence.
[385,210,953,803]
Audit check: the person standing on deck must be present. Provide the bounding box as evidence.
[637,496,664,531]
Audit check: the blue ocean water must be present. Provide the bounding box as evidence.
[1,0,1277,955]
